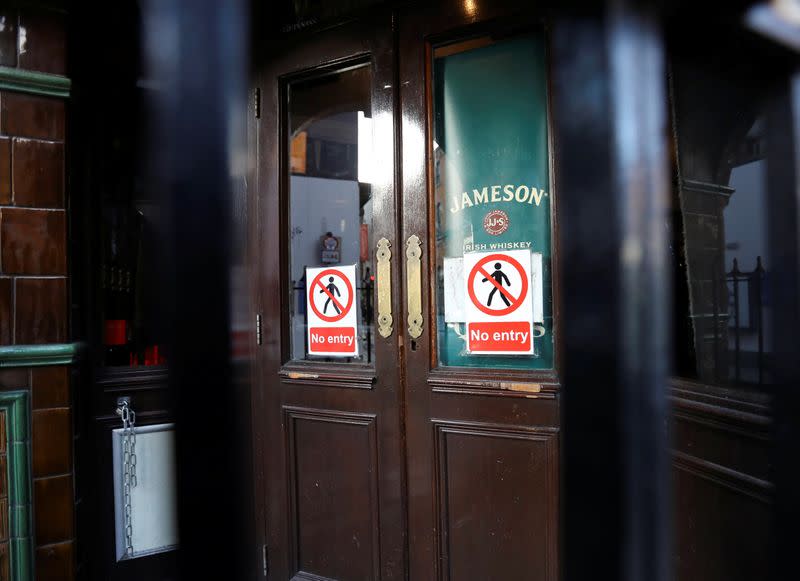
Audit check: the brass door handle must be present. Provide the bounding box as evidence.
[376,238,393,338]
[406,235,423,338]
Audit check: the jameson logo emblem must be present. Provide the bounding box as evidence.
[449,184,548,214]
[483,209,510,236]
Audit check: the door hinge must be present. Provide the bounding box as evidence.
[256,314,263,345]
[262,544,268,578]
[254,87,261,119]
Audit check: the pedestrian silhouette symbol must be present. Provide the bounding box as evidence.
[482,262,512,307]
[320,276,341,314]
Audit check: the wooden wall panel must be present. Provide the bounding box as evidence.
[671,381,772,581]
[284,407,380,581]
[434,421,558,581]
[674,467,771,580]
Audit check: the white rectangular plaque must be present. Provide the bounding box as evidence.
[113,423,179,561]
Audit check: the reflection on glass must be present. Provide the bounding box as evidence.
[99,80,165,369]
[102,205,166,367]
[671,65,775,388]
[667,50,784,581]
[432,35,554,369]
[288,65,375,363]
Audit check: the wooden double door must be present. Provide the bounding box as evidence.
[253,2,560,579]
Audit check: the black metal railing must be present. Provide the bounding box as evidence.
[727,256,766,385]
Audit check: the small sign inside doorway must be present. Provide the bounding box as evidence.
[321,232,341,264]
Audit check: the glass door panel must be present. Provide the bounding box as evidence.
[432,35,555,369]
[287,64,376,363]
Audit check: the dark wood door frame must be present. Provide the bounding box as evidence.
[251,2,569,579]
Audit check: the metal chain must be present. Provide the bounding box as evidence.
[120,401,137,557]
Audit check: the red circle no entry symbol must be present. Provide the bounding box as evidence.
[309,269,354,323]
[467,253,528,317]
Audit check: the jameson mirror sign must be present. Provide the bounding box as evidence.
[433,34,553,370]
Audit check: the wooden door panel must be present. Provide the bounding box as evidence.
[429,392,559,425]
[433,421,558,581]
[285,407,380,580]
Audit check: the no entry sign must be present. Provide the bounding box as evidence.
[306,264,358,357]
[463,250,534,354]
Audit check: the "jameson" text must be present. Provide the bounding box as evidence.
[449,184,549,214]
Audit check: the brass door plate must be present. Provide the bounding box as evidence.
[376,237,393,338]
[406,235,423,339]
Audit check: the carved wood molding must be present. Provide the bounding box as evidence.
[670,378,773,502]
[669,378,770,430]
[279,363,376,390]
[428,368,560,399]
[673,450,773,503]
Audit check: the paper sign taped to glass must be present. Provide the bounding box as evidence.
[305,263,359,357]
[444,252,543,325]
[442,245,549,361]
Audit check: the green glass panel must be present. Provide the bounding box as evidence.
[433,34,553,369]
